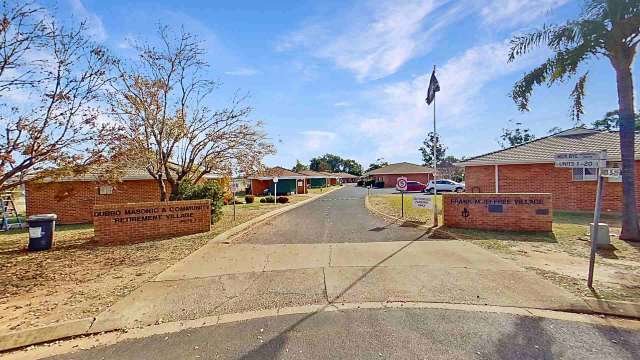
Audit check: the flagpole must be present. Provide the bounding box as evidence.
[432,65,438,227]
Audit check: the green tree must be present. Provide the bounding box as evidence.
[592,110,640,130]
[309,154,363,175]
[419,132,447,166]
[292,160,308,173]
[366,158,388,172]
[499,121,536,148]
[508,0,640,241]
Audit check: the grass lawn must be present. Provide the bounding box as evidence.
[0,192,318,333]
[368,194,442,224]
[367,194,640,302]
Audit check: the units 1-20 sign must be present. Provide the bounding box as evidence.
[554,151,607,168]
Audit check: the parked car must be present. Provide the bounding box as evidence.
[425,179,465,193]
[396,180,427,192]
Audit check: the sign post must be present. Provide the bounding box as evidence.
[231,180,239,221]
[396,177,408,218]
[554,151,607,288]
[273,177,278,204]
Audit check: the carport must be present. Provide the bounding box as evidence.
[248,167,307,196]
[299,170,330,188]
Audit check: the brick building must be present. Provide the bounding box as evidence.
[25,169,220,224]
[364,162,434,188]
[457,128,640,212]
[248,167,307,196]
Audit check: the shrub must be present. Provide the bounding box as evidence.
[173,181,224,223]
[364,179,375,187]
[276,196,289,204]
[259,197,266,203]
[357,180,364,187]
[245,195,255,203]
[264,196,275,203]
[373,181,384,188]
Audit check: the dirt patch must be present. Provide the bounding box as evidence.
[0,193,318,333]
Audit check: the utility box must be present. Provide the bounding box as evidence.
[590,222,611,248]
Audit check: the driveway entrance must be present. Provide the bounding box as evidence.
[234,186,429,244]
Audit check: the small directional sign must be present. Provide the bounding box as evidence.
[601,168,621,178]
[412,195,432,208]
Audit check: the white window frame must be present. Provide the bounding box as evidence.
[572,168,597,181]
[98,185,114,195]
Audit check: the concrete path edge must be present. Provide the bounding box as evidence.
[0,187,342,353]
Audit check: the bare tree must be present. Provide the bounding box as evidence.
[110,26,274,201]
[0,1,121,191]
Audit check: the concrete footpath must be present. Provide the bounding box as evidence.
[88,240,591,332]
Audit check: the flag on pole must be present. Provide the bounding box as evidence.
[425,69,440,105]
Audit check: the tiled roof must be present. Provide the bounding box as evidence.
[365,162,434,176]
[251,166,304,178]
[458,128,640,166]
[318,171,340,178]
[334,172,359,178]
[298,170,330,178]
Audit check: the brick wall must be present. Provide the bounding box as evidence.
[464,162,640,212]
[93,200,211,243]
[443,193,552,232]
[372,173,433,188]
[26,180,162,224]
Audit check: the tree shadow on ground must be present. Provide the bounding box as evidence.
[237,229,432,359]
[491,316,559,359]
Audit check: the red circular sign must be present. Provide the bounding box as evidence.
[397,177,407,190]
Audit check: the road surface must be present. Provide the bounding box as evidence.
[43,307,640,360]
[235,185,430,244]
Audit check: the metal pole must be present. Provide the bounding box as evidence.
[432,65,438,227]
[401,191,404,218]
[587,169,604,288]
[274,182,277,204]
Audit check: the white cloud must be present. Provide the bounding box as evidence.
[278,0,464,81]
[224,67,259,76]
[300,130,337,151]
[344,39,545,161]
[481,0,569,26]
[334,101,350,107]
[68,0,107,41]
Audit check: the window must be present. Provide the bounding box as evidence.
[99,185,113,195]
[572,168,597,181]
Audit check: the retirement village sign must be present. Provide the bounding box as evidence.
[93,200,211,242]
[443,193,552,232]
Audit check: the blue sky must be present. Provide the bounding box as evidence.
[48,0,634,168]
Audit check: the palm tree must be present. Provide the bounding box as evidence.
[508,0,640,241]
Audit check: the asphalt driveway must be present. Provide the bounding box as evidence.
[234,186,429,244]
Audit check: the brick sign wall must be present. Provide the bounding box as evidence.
[443,193,552,232]
[93,200,211,242]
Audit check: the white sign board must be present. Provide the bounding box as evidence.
[554,152,607,168]
[412,195,433,208]
[601,168,621,178]
[396,177,408,191]
[231,182,239,192]
[273,177,279,183]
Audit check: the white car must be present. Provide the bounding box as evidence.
[425,179,465,193]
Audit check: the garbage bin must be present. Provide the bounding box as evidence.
[27,214,57,251]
